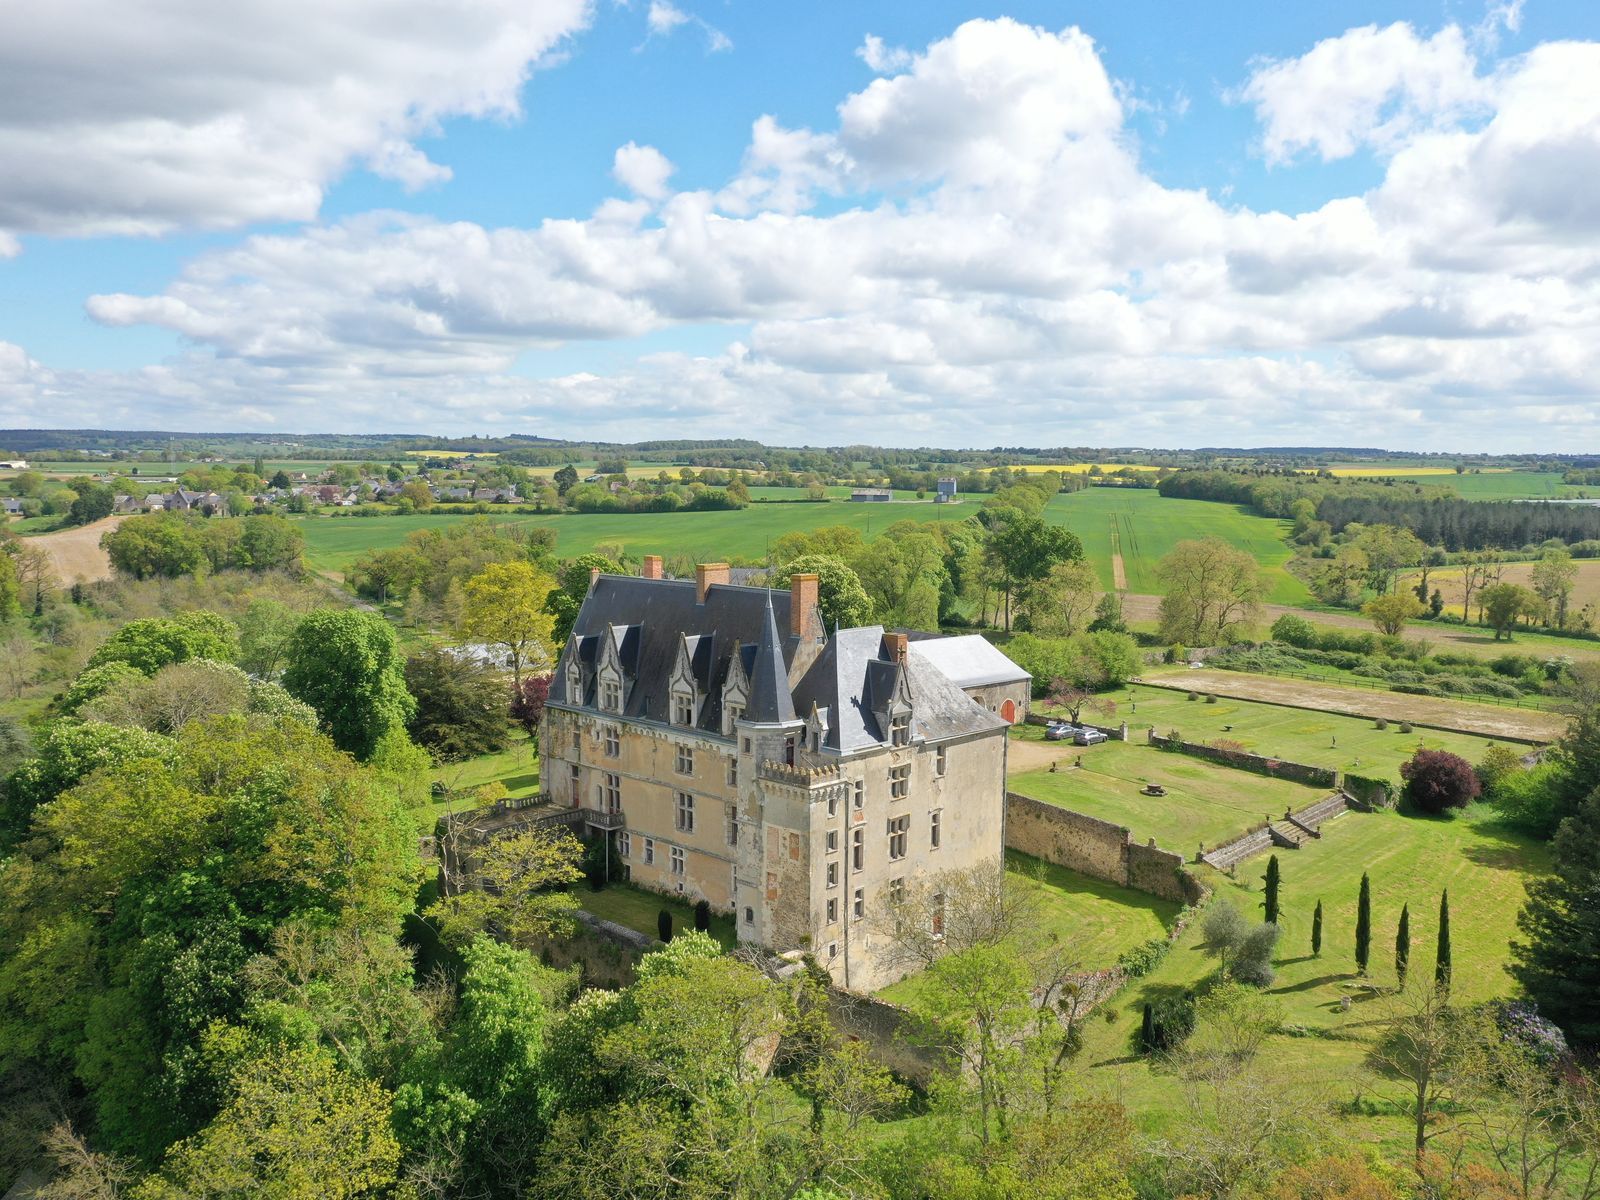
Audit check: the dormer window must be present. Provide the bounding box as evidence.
[889,712,910,747]
[673,690,695,727]
[723,702,744,736]
[601,679,621,713]
[566,662,582,701]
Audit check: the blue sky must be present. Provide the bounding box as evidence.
[2,0,1598,448]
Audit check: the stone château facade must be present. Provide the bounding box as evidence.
[541,556,1024,991]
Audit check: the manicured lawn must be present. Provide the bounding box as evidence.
[879,850,1180,1009]
[1075,802,1549,1148]
[1044,683,1509,777]
[1042,488,1308,604]
[295,501,971,576]
[574,882,738,951]
[1011,740,1326,853]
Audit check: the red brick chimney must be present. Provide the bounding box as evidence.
[883,632,908,664]
[790,572,819,638]
[641,554,663,580]
[695,562,729,604]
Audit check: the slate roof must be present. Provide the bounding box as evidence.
[554,574,1019,752]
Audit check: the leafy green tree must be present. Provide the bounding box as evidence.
[102,517,206,579]
[235,598,301,679]
[427,827,584,950]
[1156,537,1265,645]
[88,612,238,674]
[1087,589,1127,633]
[982,509,1083,631]
[1203,900,1250,975]
[1363,591,1425,637]
[1,718,176,846]
[0,547,20,620]
[349,546,424,604]
[404,647,510,760]
[58,660,144,714]
[545,554,620,645]
[1483,582,1539,639]
[461,561,558,685]
[132,1046,401,1200]
[67,483,116,526]
[282,610,415,759]
[1357,873,1373,975]
[1531,547,1579,629]
[780,554,873,631]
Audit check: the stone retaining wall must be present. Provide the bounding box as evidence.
[1004,792,1206,905]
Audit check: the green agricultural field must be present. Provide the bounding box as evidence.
[880,850,1179,1008]
[1043,488,1308,604]
[1076,802,1548,1153]
[0,458,359,478]
[1048,684,1509,776]
[295,502,970,576]
[1010,737,1327,853]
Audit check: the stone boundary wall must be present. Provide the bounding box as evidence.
[1147,733,1338,788]
[1343,773,1398,810]
[1004,792,1206,905]
[1024,712,1130,740]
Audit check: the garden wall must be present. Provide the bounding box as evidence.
[1145,733,1338,788]
[1004,792,1206,906]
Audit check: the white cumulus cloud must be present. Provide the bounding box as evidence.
[612,142,676,200]
[0,0,589,239]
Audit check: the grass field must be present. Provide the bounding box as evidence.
[1043,489,1309,604]
[1010,736,1327,852]
[880,849,1179,1007]
[296,503,975,576]
[1039,684,1507,776]
[1076,801,1548,1151]
[0,459,359,478]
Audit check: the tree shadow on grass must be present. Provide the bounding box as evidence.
[1270,973,1353,996]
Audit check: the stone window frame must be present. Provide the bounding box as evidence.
[889,763,910,800]
[603,724,620,759]
[675,745,694,776]
[675,791,695,834]
[930,808,942,850]
[887,813,909,861]
[670,845,686,876]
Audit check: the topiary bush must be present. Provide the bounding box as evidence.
[1375,718,1389,731]
[1204,693,1218,704]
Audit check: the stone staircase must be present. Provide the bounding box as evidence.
[1200,791,1354,871]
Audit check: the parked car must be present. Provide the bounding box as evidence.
[1073,727,1109,746]
[1044,721,1074,741]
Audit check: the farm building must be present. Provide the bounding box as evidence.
[935,478,958,503]
[849,488,892,502]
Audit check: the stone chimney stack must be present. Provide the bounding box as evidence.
[790,573,819,638]
[589,566,602,588]
[883,632,908,664]
[695,562,729,604]
[641,554,663,580]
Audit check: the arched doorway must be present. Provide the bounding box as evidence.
[1000,698,1016,724]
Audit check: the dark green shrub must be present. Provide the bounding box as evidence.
[658,910,673,943]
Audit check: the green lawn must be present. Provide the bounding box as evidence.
[415,733,541,830]
[879,850,1179,1009]
[1011,739,1327,853]
[1075,802,1549,1149]
[574,882,738,951]
[1047,684,1508,776]
[296,501,972,576]
[1042,489,1308,604]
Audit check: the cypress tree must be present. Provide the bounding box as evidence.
[1140,1003,1156,1053]
[1263,855,1281,925]
[1396,903,1411,988]
[658,909,674,943]
[1356,873,1372,975]
[1435,890,1451,996]
[1312,899,1323,957]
